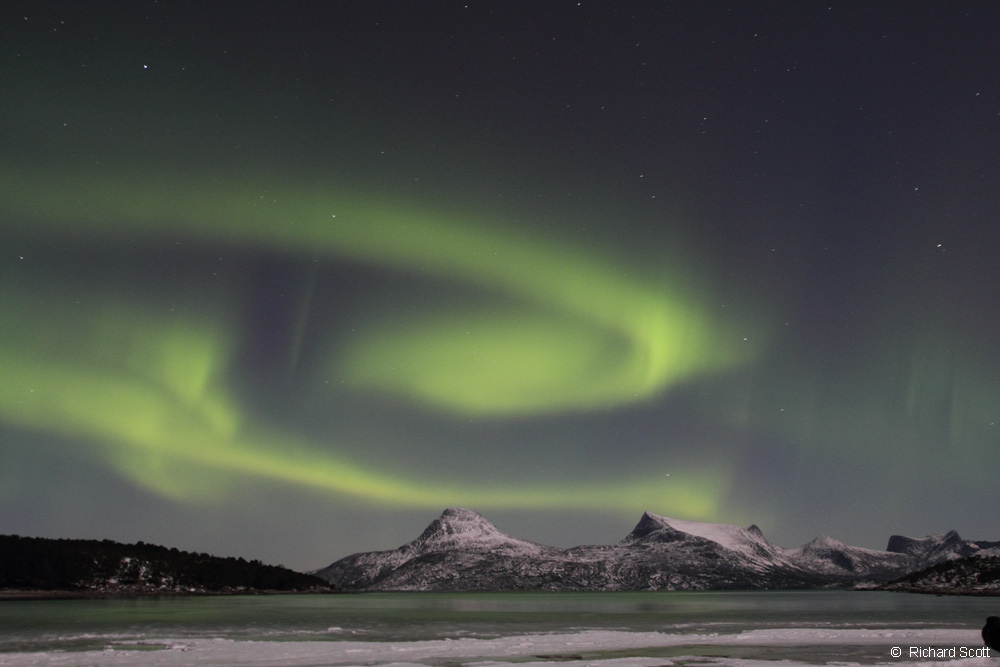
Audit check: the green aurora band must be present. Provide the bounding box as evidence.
[0,166,753,516]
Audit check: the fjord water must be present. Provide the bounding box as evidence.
[0,591,995,666]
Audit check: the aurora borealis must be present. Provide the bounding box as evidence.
[3,2,1000,570]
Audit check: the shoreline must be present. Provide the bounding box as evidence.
[0,587,339,601]
[875,587,1000,597]
[5,586,1000,600]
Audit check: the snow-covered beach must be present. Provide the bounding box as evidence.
[0,626,993,666]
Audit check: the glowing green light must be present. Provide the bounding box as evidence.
[0,288,727,517]
[341,307,633,414]
[0,165,750,516]
[1,166,751,415]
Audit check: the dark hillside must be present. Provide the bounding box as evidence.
[0,535,334,595]
[877,555,1000,595]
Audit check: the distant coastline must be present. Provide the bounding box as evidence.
[0,534,336,599]
[868,555,1000,597]
[877,588,1000,597]
[0,587,340,600]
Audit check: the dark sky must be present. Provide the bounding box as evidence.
[2,1,999,571]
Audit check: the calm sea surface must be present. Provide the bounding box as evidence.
[0,591,996,665]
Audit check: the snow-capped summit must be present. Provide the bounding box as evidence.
[784,535,912,579]
[886,530,979,564]
[619,511,678,542]
[407,507,547,555]
[311,508,558,590]
[621,512,787,564]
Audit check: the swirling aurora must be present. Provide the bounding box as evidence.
[0,166,747,518]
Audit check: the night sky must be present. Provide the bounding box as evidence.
[2,2,1000,571]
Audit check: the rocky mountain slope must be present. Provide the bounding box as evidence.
[784,535,914,581]
[314,508,995,592]
[876,555,1000,595]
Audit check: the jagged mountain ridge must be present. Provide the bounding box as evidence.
[876,555,1000,595]
[784,535,917,581]
[314,508,995,592]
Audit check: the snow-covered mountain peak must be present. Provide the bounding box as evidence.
[407,507,546,555]
[783,534,915,579]
[622,511,674,540]
[799,535,848,550]
[785,534,883,560]
[887,529,962,553]
[622,512,781,561]
[440,507,491,525]
[659,516,768,553]
[885,529,977,564]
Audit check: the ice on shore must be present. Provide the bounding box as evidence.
[0,627,992,667]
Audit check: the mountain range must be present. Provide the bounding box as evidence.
[314,508,1000,592]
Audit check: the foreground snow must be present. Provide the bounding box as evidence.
[1,626,991,667]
